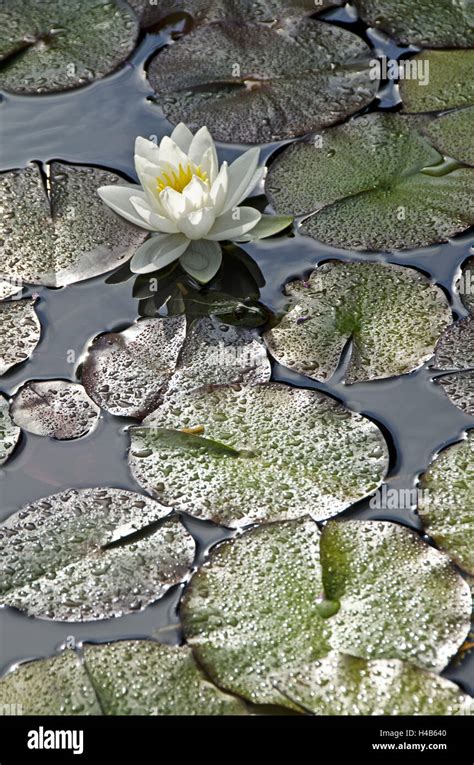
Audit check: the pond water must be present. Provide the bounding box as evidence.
[0,5,473,698]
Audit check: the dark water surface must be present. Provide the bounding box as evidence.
[1,6,473,697]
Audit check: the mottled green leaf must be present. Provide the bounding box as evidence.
[83,640,247,715]
[11,380,100,440]
[0,0,138,94]
[263,262,451,384]
[431,316,474,415]
[0,651,101,715]
[419,432,474,574]
[400,50,474,113]
[0,488,195,621]
[130,383,388,527]
[0,393,19,466]
[82,315,270,419]
[274,653,473,715]
[182,519,470,705]
[148,19,378,143]
[0,299,41,375]
[266,112,474,250]
[420,107,474,167]
[0,163,147,287]
[354,0,474,48]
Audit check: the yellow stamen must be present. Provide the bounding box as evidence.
[156,162,208,193]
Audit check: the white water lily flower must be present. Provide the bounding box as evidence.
[98,123,292,283]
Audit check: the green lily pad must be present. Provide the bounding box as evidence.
[263,262,451,384]
[354,0,474,48]
[182,519,471,705]
[273,653,473,715]
[0,488,195,621]
[0,641,248,715]
[11,380,100,440]
[0,393,20,466]
[400,50,474,113]
[459,257,474,313]
[0,0,138,95]
[266,112,474,250]
[129,0,341,27]
[129,383,388,527]
[0,163,147,288]
[83,640,247,715]
[420,107,474,167]
[419,432,474,574]
[82,316,270,419]
[431,316,474,416]
[148,18,379,143]
[0,299,41,375]
[0,650,101,716]
[0,279,22,300]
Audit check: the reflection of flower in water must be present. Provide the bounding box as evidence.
[98,123,289,283]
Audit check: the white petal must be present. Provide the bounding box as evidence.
[97,185,156,230]
[210,162,228,215]
[206,206,261,241]
[189,127,218,180]
[170,123,193,153]
[130,196,179,233]
[177,207,216,239]
[157,135,190,168]
[134,136,161,166]
[159,187,192,221]
[179,240,222,284]
[222,147,260,212]
[182,175,210,210]
[130,233,190,274]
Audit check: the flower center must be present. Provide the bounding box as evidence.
[156,162,208,194]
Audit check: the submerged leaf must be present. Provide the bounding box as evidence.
[0,651,101,715]
[0,163,147,287]
[266,112,474,250]
[0,488,194,621]
[129,383,388,527]
[11,380,100,440]
[263,262,451,384]
[182,519,470,705]
[274,653,473,715]
[83,641,247,715]
[354,0,474,48]
[0,299,41,375]
[431,316,474,415]
[148,18,378,143]
[82,315,270,419]
[0,393,20,466]
[419,432,474,574]
[400,50,474,113]
[0,0,138,94]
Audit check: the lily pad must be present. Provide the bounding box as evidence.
[273,653,473,715]
[420,107,474,167]
[459,257,474,313]
[266,112,474,250]
[182,519,471,705]
[431,316,474,416]
[400,50,474,113]
[0,280,22,300]
[0,487,195,621]
[129,0,341,27]
[83,640,247,715]
[0,650,101,716]
[263,262,451,384]
[354,0,474,48]
[0,299,41,375]
[0,0,139,94]
[0,394,20,466]
[11,380,100,440]
[419,432,474,574]
[129,383,388,527]
[148,18,379,143]
[0,163,147,288]
[82,315,270,419]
